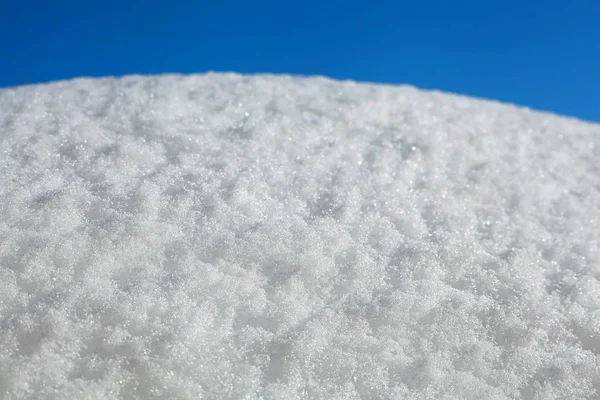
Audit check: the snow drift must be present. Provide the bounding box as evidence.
[0,74,599,399]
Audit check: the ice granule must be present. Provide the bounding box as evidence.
[0,73,599,399]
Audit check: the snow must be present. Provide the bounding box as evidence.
[0,73,599,399]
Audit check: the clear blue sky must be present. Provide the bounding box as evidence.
[1,0,599,122]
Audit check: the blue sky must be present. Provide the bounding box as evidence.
[1,0,599,122]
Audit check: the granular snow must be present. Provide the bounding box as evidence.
[0,74,599,399]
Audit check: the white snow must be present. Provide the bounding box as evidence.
[0,73,599,399]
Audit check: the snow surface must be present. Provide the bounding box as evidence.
[0,73,599,399]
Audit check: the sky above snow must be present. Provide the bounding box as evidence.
[0,74,599,399]
[1,0,599,123]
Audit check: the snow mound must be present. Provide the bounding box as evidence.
[1,74,599,399]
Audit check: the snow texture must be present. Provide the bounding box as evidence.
[1,73,599,399]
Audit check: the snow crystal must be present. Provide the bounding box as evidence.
[0,73,599,399]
